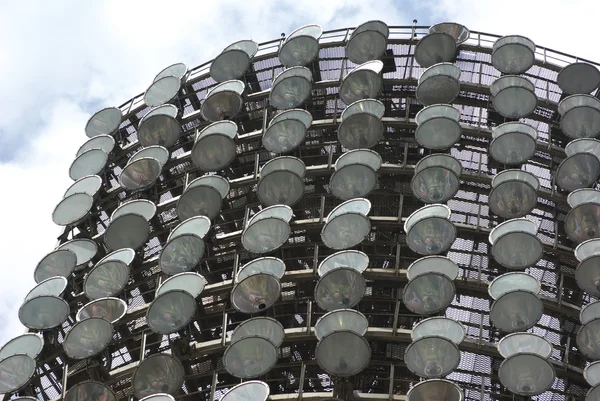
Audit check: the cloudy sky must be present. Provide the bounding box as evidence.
[0,0,596,345]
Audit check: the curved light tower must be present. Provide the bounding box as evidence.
[257,156,306,206]
[231,257,284,313]
[339,61,384,106]
[405,317,465,378]
[404,204,456,255]
[345,20,389,64]
[575,239,600,296]
[489,272,543,332]
[201,80,245,121]
[103,199,156,251]
[565,188,600,243]
[556,138,600,191]
[269,67,313,110]
[489,218,543,269]
[403,256,458,315]
[176,175,230,221]
[415,104,461,150]
[314,309,371,377]
[191,120,238,172]
[489,170,539,218]
[321,198,371,250]
[242,205,293,254]
[411,154,462,203]
[279,24,323,67]
[314,250,368,311]
[497,332,555,396]
[489,122,538,165]
[159,216,211,275]
[492,35,536,74]
[416,63,461,106]
[262,109,312,153]
[490,75,537,118]
[557,62,600,95]
[330,149,381,200]
[338,99,385,149]
[558,94,600,139]
[210,40,259,83]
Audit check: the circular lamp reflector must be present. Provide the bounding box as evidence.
[19,295,69,329]
[257,156,306,206]
[405,336,460,378]
[98,248,136,267]
[412,316,465,343]
[84,260,130,299]
[407,256,459,282]
[52,192,93,226]
[581,301,600,324]
[578,318,600,359]
[315,309,368,341]
[130,145,169,168]
[25,276,67,301]
[139,395,175,401]
[429,22,470,44]
[85,107,122,138]
[231,317,285,347]
[132,354,185,398]
[497,332,552,359]
[321,199,371,250]
[491,75,537,118]
[316,330,371,377]
[576,239,600,296]
[263,109,312,153]
[557,138,600,191]
[147,290,197,334]
[585,361,600,386]
[237,257,286,281]
[330,149,381,200]
[64,175,103,199]
[338,99,385,150]
[119,157,162,191]
[414,32,457,68]
[34,249,76,283]
[415,104,461,150]
[565,189,600,243]
[557,62,600,95]
[176,185,224,222]
[157,272,207,298]
[339,61,384,105]
[140,104,179,127]
[279,24,323,67]
[224,336,278,378]
[220,380,270,401]
[210,40,258,83]
[345,20,389,64]
[492,35,535,74]
[489,272,541,299]
[315,267,366,311]
[57,238,98,270]
[169,215,211,241]
[404,204,456,255]
[138,114,181,148]
[490,122,538,165]
[0,333,43,360]
[242,205,293,253]
[154,62,188,82]
[0,354,36,393]
[406,379,463,401]
[77,297,128,323]
[403,273,456,315]
[231,273,281,313]
[269,67,313,110]
[416,63,461,106]
[498,353,555,396]
[318,250,369,277]
[144,76,180,107]
[559,94,600,139]
[77,135,115,157]
[489,169,539,218]
[201,80,245,121]
[490,291,543,332]
[65,382,117,401]
[63,317,113,359]
[159,234,204,275]
[412,154,462,203]
[104,213,150,251]
[489,218,542,269]
[69,148,108,181]
[192,120,238,171]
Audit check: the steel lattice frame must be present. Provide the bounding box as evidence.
[5,24,600,401]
